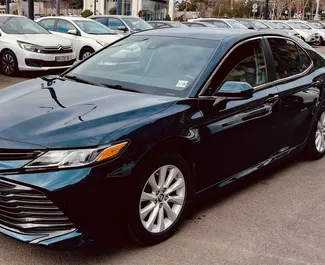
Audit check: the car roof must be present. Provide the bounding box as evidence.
[0,15,26,18]
[133,27,289,41]
[38,16,90,21]
[90,15,139,19]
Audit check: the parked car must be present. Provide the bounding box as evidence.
[36,16,122,60]
[188,18,247,29]
[182,21,218,27]
[90,15,152,36]
[1,28,325,247]
[272,20,320,45]
[0,15,76,76]
[287,20,325,45]
[148,21,187,28]
[305,20,325,44]
[259,20,302,38]
[235,18,302,38]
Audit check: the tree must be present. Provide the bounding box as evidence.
[81,9,93,17]
[177,0,197,11]
[138,9,149,19]
[109,6,117,14]
[174,15,184,21]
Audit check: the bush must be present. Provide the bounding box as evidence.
[174,15,184,22]
[109,6,117,15]
[165,14,171,21]
[81,9,93,17]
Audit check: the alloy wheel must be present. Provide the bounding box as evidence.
[82,51,92,60]
[315,111,325,153]
[139,165,186,234]
[1,53,15,75]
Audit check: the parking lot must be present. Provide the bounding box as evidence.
[0,46,325,265]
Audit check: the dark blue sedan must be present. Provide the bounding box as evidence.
[0,28,325,247]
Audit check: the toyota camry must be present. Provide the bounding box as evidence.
[0,28,325,247]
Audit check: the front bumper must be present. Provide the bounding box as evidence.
[15,49,77,71]
[0,157,136,247]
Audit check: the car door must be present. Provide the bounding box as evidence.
[38,18,56,32]
[54,19,82,58]
[195,38,284,190]
[266,37,323,149]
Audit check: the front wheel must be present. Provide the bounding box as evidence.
[304,105,325,160]
[79,47,95,60]
[128,154,191,245]
[1,50,18,76]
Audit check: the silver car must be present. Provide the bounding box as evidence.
[258,20,302,38]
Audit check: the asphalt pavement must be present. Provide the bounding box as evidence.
[0,47,325,265]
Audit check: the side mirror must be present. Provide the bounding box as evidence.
[67,29,78,35]
[117,25,128,32]
[213,81,254,108]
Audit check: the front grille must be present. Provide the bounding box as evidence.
[0,178,74,234]
[40,46,73,54]
[25,59,75,68]
[0,149,42,160]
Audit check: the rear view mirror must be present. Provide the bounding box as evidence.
[213,81,254,108]
[117,26,128,32]
[68,29,78,35]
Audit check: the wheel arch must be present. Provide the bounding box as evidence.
[79,45,95,60]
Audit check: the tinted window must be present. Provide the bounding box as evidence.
[56,20,76,33]
[123,17,152,30]
[208,40,267,95]
[39,19,56,31]
[237,20,251,28]
[186,23,203,27]
[68,36,218,97]
[273,22,292,29]
[74,20,115,34]
[201,20,229,28]
[268,38,311,80]
[108,18,125,30]
[287,22,311,29]
[93,17,108,27]
[227,20,247,29]
[250,20,269,29]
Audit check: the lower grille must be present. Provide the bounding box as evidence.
[25,59,75,68]
[0,178,74,234]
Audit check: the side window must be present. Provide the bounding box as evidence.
[56,20,76,33]
[93,17,108,27]
[207,40,267,95]
[297,45,312,71]
[39,19,56,31]
[189,23,202,27]
[268,38,309,80]
[108,18,125,30]
[211,21,230,28]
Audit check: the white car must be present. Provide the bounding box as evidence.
[272,20,320,45]
[0,15,76,76]
[37,16,122,60]
[187,18,247,29]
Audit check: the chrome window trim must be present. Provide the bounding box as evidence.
[198,35,314,99]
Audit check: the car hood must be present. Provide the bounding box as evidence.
[8,34,72,47]
[0,79,177,149]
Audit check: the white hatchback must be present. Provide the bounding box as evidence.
[37,16,122,60]
[0,15,76,76]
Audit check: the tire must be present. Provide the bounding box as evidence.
[128,153,192,245]
[0,50,18,76]
[314,39,321,46]
[79,47,94,60]
[304,104,325,160]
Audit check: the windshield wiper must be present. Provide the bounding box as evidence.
[101,84,141,93]
[65,75,102,87]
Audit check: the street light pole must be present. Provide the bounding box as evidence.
[28,0,34,19]
[265,0,269,19]
[56,0,60,15]
[5,0,9,14]
[315,0,320,20]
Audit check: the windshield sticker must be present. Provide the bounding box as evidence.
[176,80,188,88]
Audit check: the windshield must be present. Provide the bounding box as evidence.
[0,16,49,34]
[287,22,312,29]
[227,20,247,29]
[251,20,269,29]
[264,21,281,29]
[307,22,325,29]
[236,20,251,28]
[74,20,116,34]
[273,22,292,30]
[123,17,152,31]
[67,35,218,97]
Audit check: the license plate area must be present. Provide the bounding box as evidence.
[55,56,72,62]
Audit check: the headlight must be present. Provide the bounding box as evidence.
[96,40,105,47]
[17,41,41,53]
[24,142,128,169]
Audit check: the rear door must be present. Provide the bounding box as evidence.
[266,37,323,149]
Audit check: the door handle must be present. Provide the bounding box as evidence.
[242,104,272,121]
[266,94,279,104]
